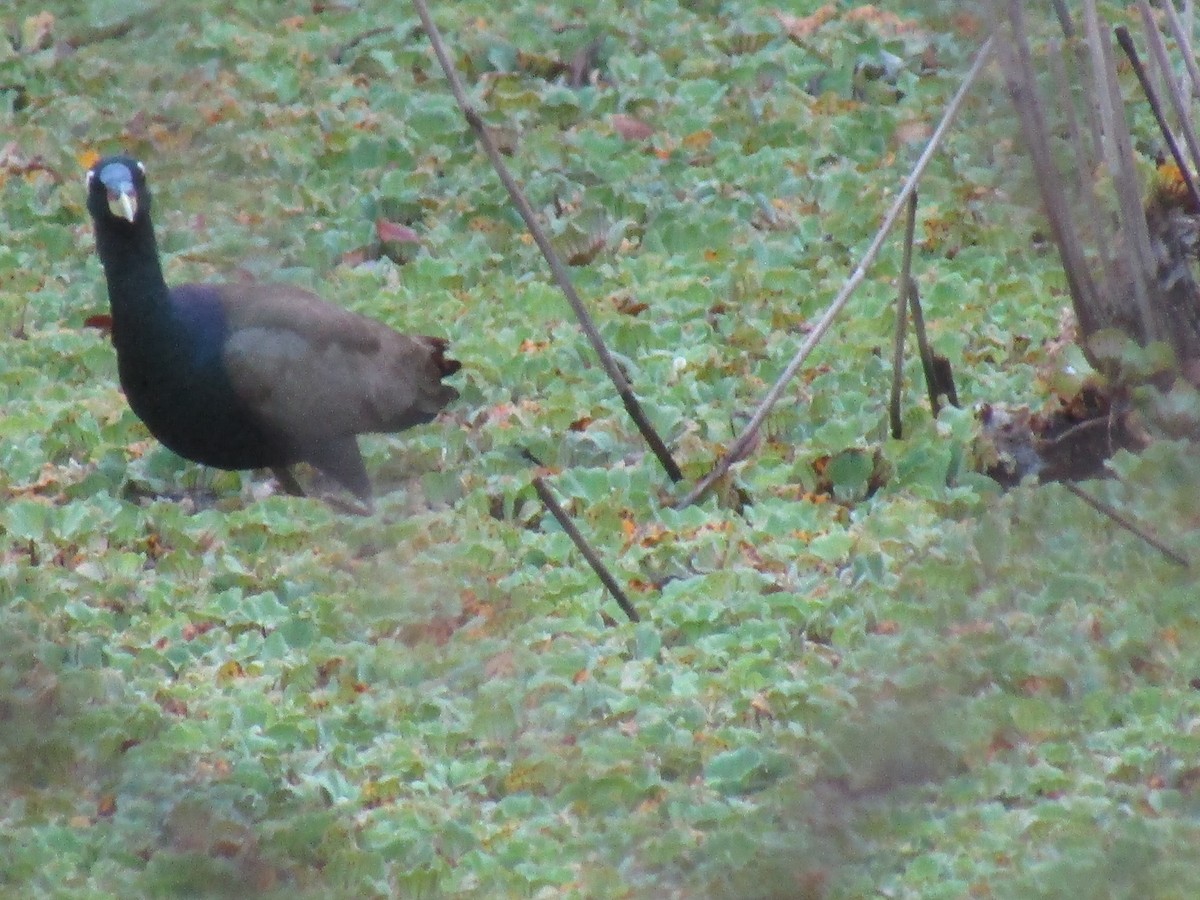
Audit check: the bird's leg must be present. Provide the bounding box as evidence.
[304,437,372,504]
[271,466,307,497]
[270,466,371,514]
[324,495,375,516]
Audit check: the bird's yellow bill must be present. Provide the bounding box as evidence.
[109,188,137,223]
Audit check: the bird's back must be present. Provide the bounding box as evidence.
[215,282,460,442]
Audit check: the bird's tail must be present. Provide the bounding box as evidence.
[425,336,462,378]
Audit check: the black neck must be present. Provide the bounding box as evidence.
[95,216,173,334]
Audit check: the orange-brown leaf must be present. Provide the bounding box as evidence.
[845,6,921,36]
[774,5,837,40]
[612,294,649,316]
[612,113,655,141]
[22,12,56,52]
[375,218,421,244]
[83,313,113,335]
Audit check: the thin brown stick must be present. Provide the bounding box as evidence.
[1047,39,1119,307]
[1063,482,1189,568]
[994,2,1103,336]
[1161,0,1200,106]
[1137,0,1200,177]
[888,193,918,439]
[1051,0,1075,37]
[907,280,944,414]
[1077,38,1106,173]
[674,36,994,509]
[330,26,393,64]
[1115,24,1200,212]
[532,476,640,623]
[1038,414,1110,455]
[1082,2,1123,182]
[411,0,683,483]
[1087,2,1161,343]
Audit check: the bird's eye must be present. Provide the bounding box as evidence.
[136,161,146,174]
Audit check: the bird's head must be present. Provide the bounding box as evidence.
[86,156,149,226]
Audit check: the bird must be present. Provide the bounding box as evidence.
[85,154,460,509]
